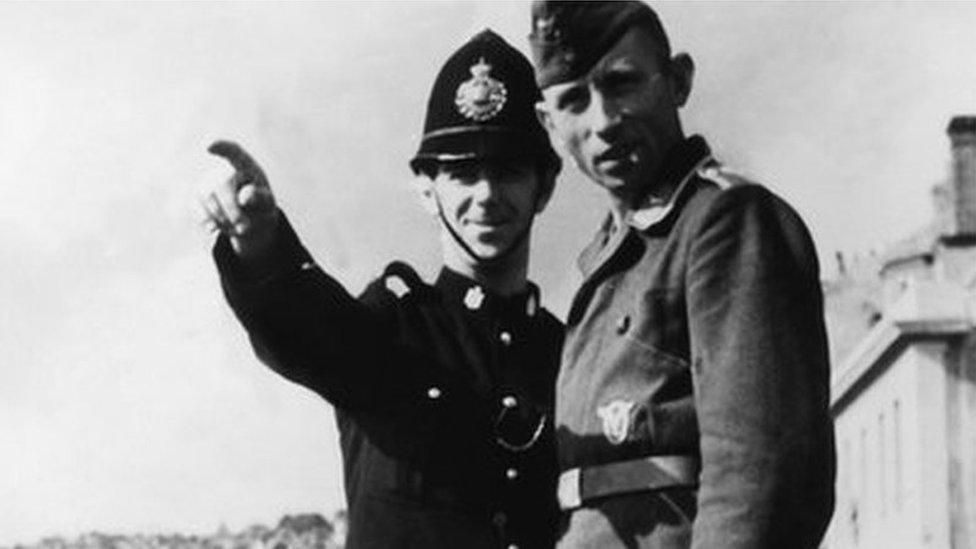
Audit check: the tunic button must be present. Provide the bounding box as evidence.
[499,331,512,346]
[426,387,442,400]
[502,395,518,409]
[615,315,631,334]
[505,467,518,480]
[493,511,507,527]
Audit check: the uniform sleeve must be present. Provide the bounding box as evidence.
[685,185,836,548]
[213,212,402,410]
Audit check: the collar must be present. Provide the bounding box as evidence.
[575,136,712,277]
[434,267,541,319]
[626,135,712,231]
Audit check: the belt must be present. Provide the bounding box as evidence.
[557,455,700,510]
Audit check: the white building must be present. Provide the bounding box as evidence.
[824,116,976,548]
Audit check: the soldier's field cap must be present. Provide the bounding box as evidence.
[410,29,559,173]
[529,1,670,89]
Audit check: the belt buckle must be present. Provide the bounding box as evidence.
[557,468,581,510]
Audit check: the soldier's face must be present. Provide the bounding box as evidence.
[537,27,691,203]
[430,159,543,260]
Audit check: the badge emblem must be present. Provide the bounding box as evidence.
[455,57,507,122]
[596,400,635,445]
[384,275,410,298]
[464,286,485,310]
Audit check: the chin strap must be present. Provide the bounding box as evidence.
[433,194,533,267]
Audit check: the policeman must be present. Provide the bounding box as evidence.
[528,2,835,548]
[202,30,563,548]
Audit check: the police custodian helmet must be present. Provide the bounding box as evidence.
[410,29,560,178]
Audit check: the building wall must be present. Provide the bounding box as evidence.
[947,334,976,549]
[916,342,953,549]
[828,341,954,549]
[882,258,936,308]
[935,246,976,286]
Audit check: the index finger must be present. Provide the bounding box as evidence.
[208,140,262,177]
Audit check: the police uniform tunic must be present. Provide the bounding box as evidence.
[214,217,563,549]
[555,137,835,548]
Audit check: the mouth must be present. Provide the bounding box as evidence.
[467,218,509,229]
[595,144,640,171]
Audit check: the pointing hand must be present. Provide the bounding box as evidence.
[202,140,280,259]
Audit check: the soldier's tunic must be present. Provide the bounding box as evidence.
[214,217,563,549]
[556,136,835,548]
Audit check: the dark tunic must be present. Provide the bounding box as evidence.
[214,217,563,549]
[556,137,836,548]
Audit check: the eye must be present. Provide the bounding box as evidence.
[443,163,480,184]
[555,85,589,114]
[599,68,644,95]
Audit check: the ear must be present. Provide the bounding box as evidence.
[409,174,440,216]
[535,101,556,134]
[667,53,695,108]
[536,100,570,159]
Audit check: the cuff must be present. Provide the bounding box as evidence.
[212,211,314,287]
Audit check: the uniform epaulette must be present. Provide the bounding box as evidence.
[696,160,751,191]
[381,261,428,299]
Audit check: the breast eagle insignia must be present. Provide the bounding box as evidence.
[596,400,636,445]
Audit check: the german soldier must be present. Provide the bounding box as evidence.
[202,29,562,549]
[529,2,836,547]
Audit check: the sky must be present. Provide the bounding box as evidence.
[1,1,975,545]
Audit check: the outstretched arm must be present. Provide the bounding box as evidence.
[202,141,399,409]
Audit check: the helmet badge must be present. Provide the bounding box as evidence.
[455,57,508,122]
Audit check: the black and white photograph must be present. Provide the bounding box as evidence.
[2,2,975,548]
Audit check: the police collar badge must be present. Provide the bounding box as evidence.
[464,285,485,310]
[455,57,507,122]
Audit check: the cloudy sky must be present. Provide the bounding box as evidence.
[1,1,975,544]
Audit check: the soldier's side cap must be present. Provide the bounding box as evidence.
[410,29,559,173]
[529,1,670,89]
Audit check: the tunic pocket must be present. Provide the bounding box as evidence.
[619,287,689,372]
[605,292,698,455]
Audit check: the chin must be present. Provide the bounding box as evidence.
[467,248,504,263]
[473,241,506,257]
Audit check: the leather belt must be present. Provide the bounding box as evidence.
[557,455,700,510]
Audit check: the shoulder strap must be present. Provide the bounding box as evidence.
[381,261,427,298]
[696,159,750,191]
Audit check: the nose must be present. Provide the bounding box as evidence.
[470,172,497,204]
[586,89,622,141]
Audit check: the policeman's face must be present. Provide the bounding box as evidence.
[537,27,692,204]
[430,159,543,260]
